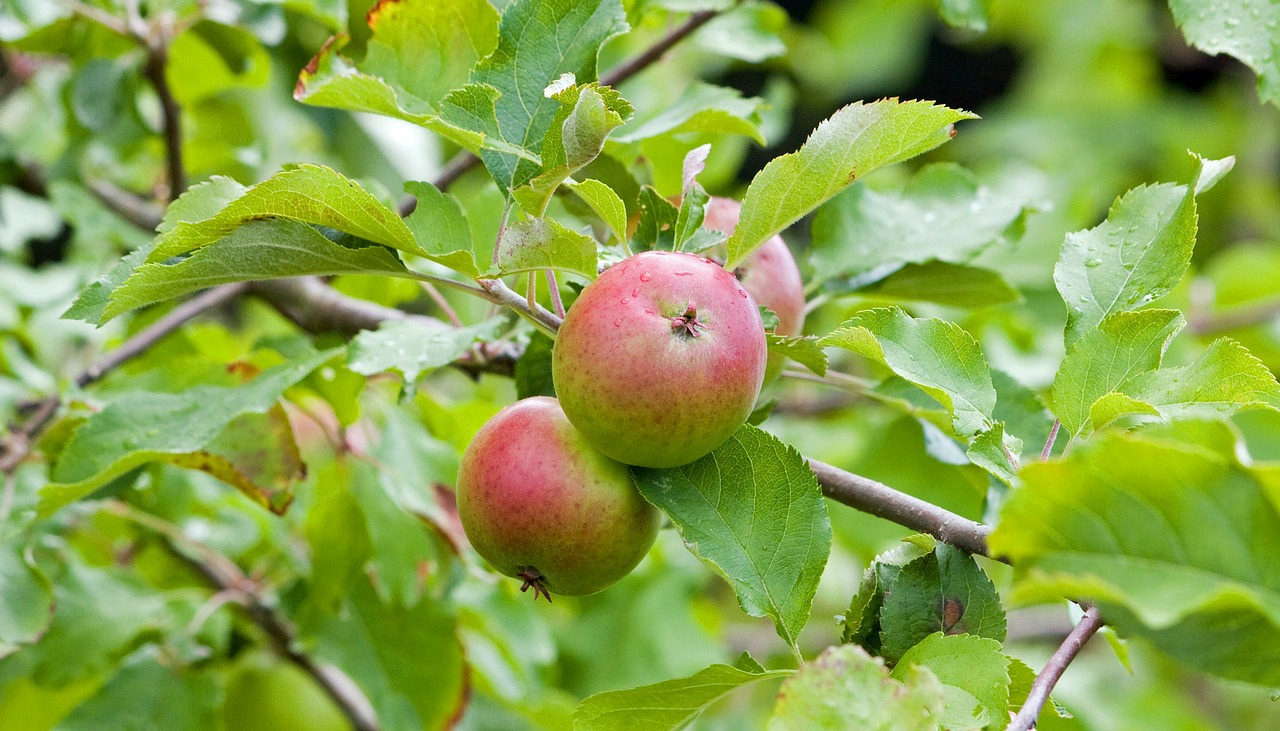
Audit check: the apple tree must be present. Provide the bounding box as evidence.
[3,0,1280,729]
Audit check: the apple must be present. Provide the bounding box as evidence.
[552,250,767,468]
[703,196,806,379]
[456,396,660,599]
[223,651,349,731]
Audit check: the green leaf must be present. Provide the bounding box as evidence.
[495,217,598,279]
[891,633,1010,731]
[879,544,1007,664]
[726,100,977,268]
[514,82,633,215]
[147,164,423,263]
[348,460,445,609]
[472,0,629,191]
[1089,392,1163,430]
[612,82,766,145]
[631,425,831,652]
[57,649,218,731]
[842,541,933,651]
[766,335,828,376]
[515,332,557,399]
[850,261,1022,308]
[64,242,155,324]
[1049,309,1185,435]
[965,424,1021,486]
[41,349,338,516]
[1168,0,1280,106]
[403,180,482,278]
[66,176,244,324]
[566,178,629,245]
[347,318,501,388]
[935,0,989,31]
[299,579,468,730]
[104,219,414,320]
[573,657,792,731]
[1054,155,1232,347]
[30,561,167,686]
[768,645,945,731]
[991,369,1056,459]
[633,186,680,252]
[822,307,996,438]
[694,0,788,62]
[1117,338,1280,419]
[294,0,502,149]
[167,21,270,106]
[306,463,373,613]
[811,164,1039,285]
[0,548,52,656]
[990,431,1280,685]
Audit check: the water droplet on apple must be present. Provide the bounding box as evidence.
[620,297,630,304]
[639,273,652,282]
[613,319,622,327]
[674,271,693,276]
[738,289,748,298]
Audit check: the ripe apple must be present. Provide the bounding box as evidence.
[456,396,661,599]
[703,196,806,379]
[552,250,767,468]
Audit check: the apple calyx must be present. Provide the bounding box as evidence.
[670,303,707,339]
[517,567,553,602]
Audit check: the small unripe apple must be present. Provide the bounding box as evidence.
[703,197,806,379]
[552,250,767,468]
[224,651,350,731]
[456,396,660,599]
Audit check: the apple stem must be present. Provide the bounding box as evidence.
[517,568,553,602]
[670,303,707,339]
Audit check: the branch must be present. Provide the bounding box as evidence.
[247,278,521,378]
[397,7,725,215]
[1007,605,1104,731]
[599,10,720,87]
[141,25,185,200]
[103,501,381,731]
[808,459,995,558]
[1189,299,1280,335]
[0,284,245,476]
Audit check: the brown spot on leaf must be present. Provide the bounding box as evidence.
[941,597,966,634]
[295,34,345,100]
[366,0,405,31]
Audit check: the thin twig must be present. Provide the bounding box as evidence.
[104,501,381,731]
[142,34,185,200]
[0,284,244,479]
[63,0,131,36]
[545,270,566,318]
[77,283,247,388]
[87,179,164,230]
[599,10,721,87]
[1040,419,1061,461]
[1190,299,1280,335]
[420,282,463,327]
[1007,605,1104,731]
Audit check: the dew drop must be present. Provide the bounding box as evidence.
[631,289,639,297]
[674,270,693,276]
[639,272,652,282]
[1085,257,1103,268]
[738,289,748,298]
[620,297,630,304]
